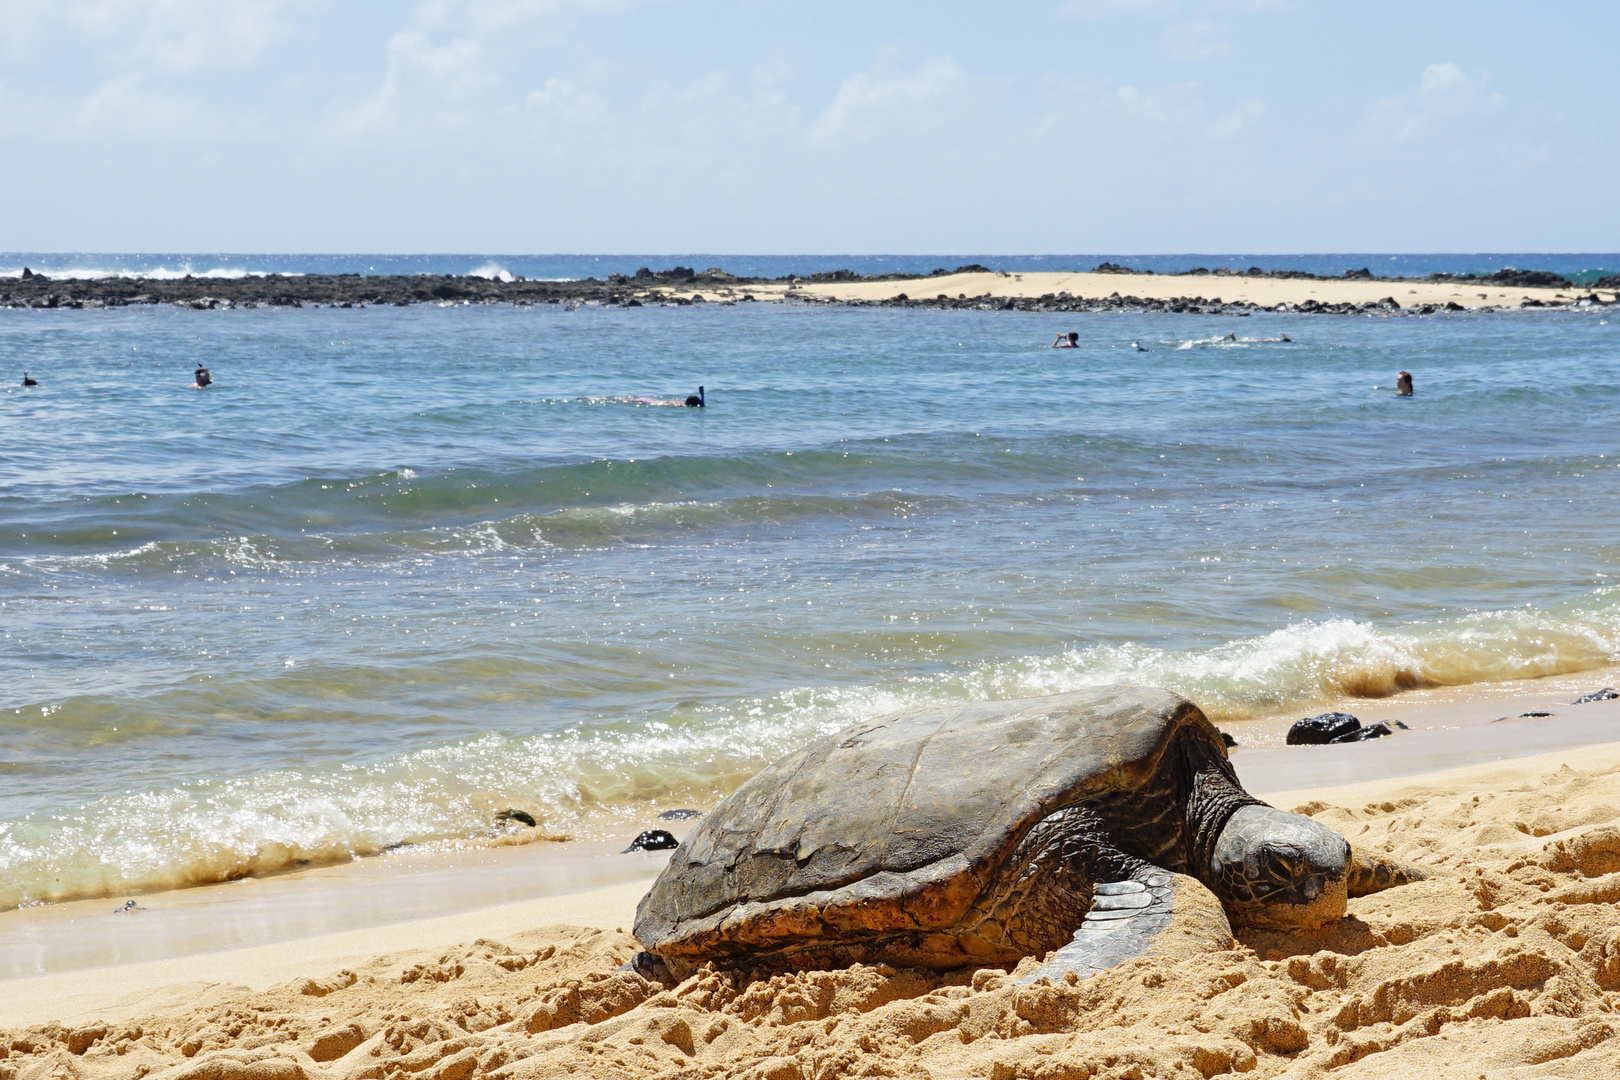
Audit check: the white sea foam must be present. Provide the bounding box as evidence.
[0,265,295,281]
[4,596,1618,909]
[469,262,516,283]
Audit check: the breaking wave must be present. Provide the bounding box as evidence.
[4,594,1617,909]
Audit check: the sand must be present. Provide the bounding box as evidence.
[681,270,1611,311]
[10,713,1620,1079]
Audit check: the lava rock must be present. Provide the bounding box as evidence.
[623,829,679,853]
[657,808,704,820]
[1287,712,1362,745]
[1330,721,1395,743]
[1218,730,1238,748]
[495,809,537,827]
[1573,687,1620,704]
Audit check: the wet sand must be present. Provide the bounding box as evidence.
[5,674,1620,1077]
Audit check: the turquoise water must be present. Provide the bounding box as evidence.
[3,301,1619,907]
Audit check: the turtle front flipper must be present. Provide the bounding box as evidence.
[1018,870,1233,984]
[1347,852,1427,897]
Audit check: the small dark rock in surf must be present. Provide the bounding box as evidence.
[657,808,703,820]
[1573,688,1619,704]
[1218,730,1238,748]
[113,899,142,913]
[1520,711,1553,718]
[624,829,679,853]
[1287,712,1361,745]
[495,809,537,827]
[1329,721,1395,743]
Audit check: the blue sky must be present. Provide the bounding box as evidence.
[1,0,1614,253]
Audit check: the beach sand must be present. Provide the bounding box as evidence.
[7,679,1620,1079]
[692,270,1610,310]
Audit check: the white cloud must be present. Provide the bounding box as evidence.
[1061,0,1178,17]
[1062,0,1294,18]
[1208,96,1262,138]
[63,0,315,74]
[809,53,977,143]
[1364,62,1504,143]
[1160,19,1228,61]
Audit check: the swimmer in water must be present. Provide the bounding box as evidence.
[1051,332,1079,348]
[1395,371,1414,396]
[21,371,37,386]
[192,365,212,389]
[1130,342,1149,352]
[685,386,706,407]
[1224,332,1238,342]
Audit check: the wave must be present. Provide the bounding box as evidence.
[0,432,1118,558]
[0,264,293,281]
[4,593,1618,909]
[468,262,516,282]
[8,488,953,573]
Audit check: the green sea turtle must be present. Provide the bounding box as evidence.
[632,686,1423,982]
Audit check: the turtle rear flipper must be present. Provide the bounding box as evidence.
[1347,853,1427,897]
[1018,870,1232,984]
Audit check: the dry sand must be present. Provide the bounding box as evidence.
[683,270,1612,311]
[10,722,1620,1078]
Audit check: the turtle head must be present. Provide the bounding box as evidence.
[1209,805,1349,929]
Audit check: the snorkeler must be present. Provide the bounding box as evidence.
[21,371,37,386]
[684,386,705,407]
[192,365,212,389]
[1130,342,1149,352]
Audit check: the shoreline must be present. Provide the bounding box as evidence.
[4,263,1617,313]
[3,668,1616,988]
[3,666,1616,934]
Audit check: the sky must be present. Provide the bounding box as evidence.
[1,0,1615,254]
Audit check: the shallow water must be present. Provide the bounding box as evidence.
[2,301,1619,908]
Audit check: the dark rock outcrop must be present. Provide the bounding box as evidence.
[624,829,680,853]
[1287,712,1362,745]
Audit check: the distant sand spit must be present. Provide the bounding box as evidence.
[753,269,1611,311]
[8,741,1620,1078]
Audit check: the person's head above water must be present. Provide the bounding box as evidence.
[1068,332,1078,345]
[1395,371,1413,396]
[193,365,212,389]
[22,371,37,387]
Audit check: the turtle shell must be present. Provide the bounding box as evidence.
[634,685,1224,964]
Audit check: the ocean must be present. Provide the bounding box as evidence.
[2,263,1618,912]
